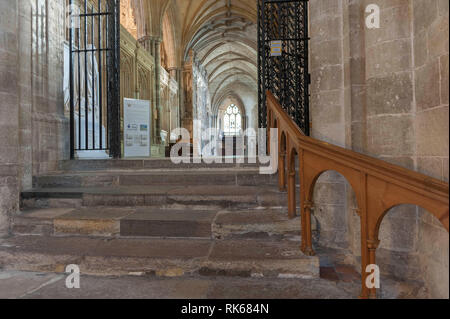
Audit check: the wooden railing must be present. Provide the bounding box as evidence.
[266,91,449,299]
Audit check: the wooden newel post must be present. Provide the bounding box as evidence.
[367,239,380,299]
[267,116,271,156]
[359,208,370,299]
[301,200,315,256]
[288,170,296,219]
[279,151,287,191]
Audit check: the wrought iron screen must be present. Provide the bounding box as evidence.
[68,0,121,158]
[258,0,310,135]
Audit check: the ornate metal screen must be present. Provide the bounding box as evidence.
[258,0,310,135]
[68,0,121,158]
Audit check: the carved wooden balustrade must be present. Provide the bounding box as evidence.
[266,91,449,299]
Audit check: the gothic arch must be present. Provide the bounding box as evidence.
[212,81,256,114]
[210,73,256,105]
[371,189,450,239]
[161,4,178,69]
[306,167,363,213]
[216,95,247,134]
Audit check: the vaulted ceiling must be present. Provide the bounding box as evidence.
[175,0,258,110]
[131,0,258,111]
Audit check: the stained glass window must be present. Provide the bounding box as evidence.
[223,104,242,136]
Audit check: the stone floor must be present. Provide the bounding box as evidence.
[0,244,426,299]
[0,268,425,299]
[0,270,361,299]
[6,162,432,299]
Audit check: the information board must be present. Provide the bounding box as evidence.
[123,98,151,158]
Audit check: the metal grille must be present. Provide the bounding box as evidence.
[68,0,121,158]
[258,0,310,135]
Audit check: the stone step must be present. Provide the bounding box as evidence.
[59,158,263,171]
[120,209,217,238]
[33,169,277,188]
[12,207,313,239]
[213,209,316,240]
[0,236,320,279]
[20,185,291,210]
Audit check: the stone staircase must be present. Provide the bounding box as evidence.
[20,159,286,210]
[0,159,319,280]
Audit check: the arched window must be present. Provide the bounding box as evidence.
[223,104,242,136]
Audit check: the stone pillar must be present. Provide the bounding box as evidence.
[309,0,350,249]
[412,0,449,299]
[363,0,421,282]
[345,0,366,263]
[181,61,193,136]
[168,66,182,128]
[176,68,184,130]
[154,38,162,141]
[0,0,19,237]
[139,35,162,142]
[168,67,178,80]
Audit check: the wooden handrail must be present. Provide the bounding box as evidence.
[266,91,449,299]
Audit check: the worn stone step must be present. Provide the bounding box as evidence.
[120,209,217,238]
[59,158,263,171]
[20,185,290,209]
[0,236,319,279]
[33,169,277,188]
[12,207,311,239]
[213,209,317,240]
[201,240,318,279]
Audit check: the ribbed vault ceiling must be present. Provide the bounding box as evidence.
[131,0,258,113]
[176,0,258,110]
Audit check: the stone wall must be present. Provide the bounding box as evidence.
[362,0,421,283]
[413,0,449,299]
[0,0,69,236]
[24,0,69,176]
[192,61,211,154]
[305,0,341,240]
[0,0,20,237]
[309,0,449,298]
[309,0,351,250]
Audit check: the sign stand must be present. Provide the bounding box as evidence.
[123,98,151,158]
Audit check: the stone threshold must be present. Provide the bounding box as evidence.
[32,169,278,188]
[20,185,291,209]
[12,207,311,239]
[0,235,319,279]
[59,158,264,171]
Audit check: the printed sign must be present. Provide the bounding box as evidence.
[124,98,151,157]
[270,40,282,57]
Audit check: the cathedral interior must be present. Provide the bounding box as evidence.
[0,0,448,300]
[78,0,260,159]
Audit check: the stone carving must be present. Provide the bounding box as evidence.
[183,66,193,118]
[120,0,137,39]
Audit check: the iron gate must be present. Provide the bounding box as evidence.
[258,0,310,135]
[68,0,121,158]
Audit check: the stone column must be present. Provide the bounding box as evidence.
[181,62,193,136]
[412,0,449,299]
[168,66,182,128]
[309,0,350,250]
[0,0,19,237]
[363,0,420,283]
[139,36,162,142]
[154,38,162,141]
[138,35,152,54]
